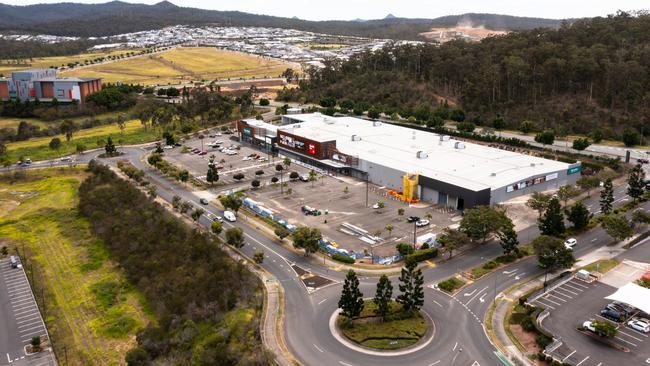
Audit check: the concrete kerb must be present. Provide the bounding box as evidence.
[328,308,436,357]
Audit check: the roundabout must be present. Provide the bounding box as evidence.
[328,305,436,356]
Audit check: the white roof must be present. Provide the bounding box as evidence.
[605,283,650,315]
[280,114,572,191]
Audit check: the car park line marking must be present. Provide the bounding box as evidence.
[575,356,589,365]
[614,335,637,347]
[562,350,576,362]
[432,300,443,308]
[339,361,353,366]
[15,311,40,320]
[313,344,324,352]
[465,286,488,305]
[568,281,589,289]
[562,283,585,292]
[13,307,38,316]
[453,342,458,351]
[428,361,441,366]
[540,296,562,306]
[545,293,567,303]
[556,287,579,296]
[533,300,555,310]
[550,290,573,300]
[318,299,327,305]
[617,329,644,342]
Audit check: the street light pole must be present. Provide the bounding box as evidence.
[413,221,417,249]
[365,173,369,208]
[493,271,497,306]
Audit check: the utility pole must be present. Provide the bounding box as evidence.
[493,271,497,306]
[413,221,417,249]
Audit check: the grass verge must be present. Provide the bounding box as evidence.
[0,168,151,365]
[5,119,158,163]
[438,276,466,293]
[580,259,620,274]
[337,301,426,350]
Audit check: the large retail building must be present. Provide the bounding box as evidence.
[238,114,581,209]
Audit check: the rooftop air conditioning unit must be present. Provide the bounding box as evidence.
[454,142,466,149]
[439,135,450,142]
[416,151,428,159]
[373,121,382,127]
[490,172,497,176]
[351,135,362,142]
[324,118,335,124]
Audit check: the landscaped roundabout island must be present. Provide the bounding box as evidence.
[333,262,434,352]
[337,300,428,350]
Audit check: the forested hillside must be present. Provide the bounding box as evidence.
[0,1,565,40]
[78,162,271,365]
[290,12,650,141]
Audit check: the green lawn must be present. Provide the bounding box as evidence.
[0,110,124,130]
[338,301,427,350]
[5,119,159,163]
[581,259,621,274]
[0,168,151,365]
[438,277,466,293]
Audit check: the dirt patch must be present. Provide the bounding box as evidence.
[0,198,20,217]
[509,324,540,354]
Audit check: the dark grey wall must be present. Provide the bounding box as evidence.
[418,175,490,209]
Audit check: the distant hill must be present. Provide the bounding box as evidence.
[384,14,397,20]
[0,1,571,40]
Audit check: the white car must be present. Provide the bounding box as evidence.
[243,156,252,161]
[416,219,430,227]
[163,145,174,149]
[564,238,577,250]
[583,320,596,332]
[628,319,650,333]
[60,156,73,162]
[224,211,236,222]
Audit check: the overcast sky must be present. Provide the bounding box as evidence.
[4,0,648,21]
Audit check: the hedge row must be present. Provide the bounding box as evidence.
[406,247,438,263]
[332,253,355,264]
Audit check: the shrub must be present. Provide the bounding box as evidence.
[535,334,552,349]
[438,277,464,293]
[406,248,438,263]
[395,243,414,256]
[332,253,355,264]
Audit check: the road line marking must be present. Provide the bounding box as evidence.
[463,288,477,297]
[591,238,598,242]
[428,361,441,366]
[313,344,323,352]
[432,300,443,307]
[465,286,489,306]
[576,356,589,366]
[549,291,572,300]
[453,342,458,351]
[555,287,579,296]
[339,362,353,366]
[318,299,327,305]
[617,329,644,342]
[568,280,589,289]
[546,294,567,302]
[533,299,555,310]
[540,296,562,306]
[562,350,576,361]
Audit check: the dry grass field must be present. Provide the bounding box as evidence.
[0,49,142,75]
[62,47,294,85]
[0,169,151,365]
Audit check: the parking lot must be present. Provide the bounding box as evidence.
[165,136,458,258]
[0,257,56,366]
[533,269,650,366]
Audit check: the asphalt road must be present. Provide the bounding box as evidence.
[1,143,645,366]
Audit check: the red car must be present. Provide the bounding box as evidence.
[198,151,207,156]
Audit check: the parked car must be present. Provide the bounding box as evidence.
[645,180,650,190]
[198,151,207,156]
[610,301,635,317]
[638,158,649,164]
[407,216,420,223]
[416,219,430,227]
[564,238,577,250]
[60,156,73,162]
[163,145,174,149]
[582,320,608,337]
[224,211,236,222]
[213,216,224,223]
[10,255,18,269]
[627,319,650,333]
[601,308,623,322]
[199,198,209,205]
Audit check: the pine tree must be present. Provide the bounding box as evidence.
[538,197,565,237]
[396,260,424,315]
[206,155,219,185]
[338,270,364,323]
[498,226,520,255]
[567,202,590,230]
[627,164,646,201]
[105,136,117,156]
[600,178,614,214]
[373,275,393,321]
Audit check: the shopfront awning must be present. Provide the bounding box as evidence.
[604,283,650,315]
